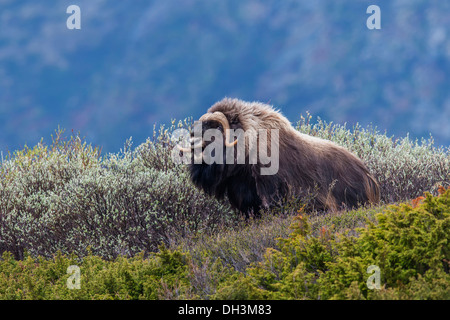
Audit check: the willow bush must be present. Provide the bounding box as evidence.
[0,114,448,264]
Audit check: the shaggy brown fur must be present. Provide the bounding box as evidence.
[188,98,380,215]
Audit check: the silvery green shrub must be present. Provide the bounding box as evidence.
[0,128,235,260]
[1,115,449,260]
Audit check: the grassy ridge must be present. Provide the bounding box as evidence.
[0,116,449,299]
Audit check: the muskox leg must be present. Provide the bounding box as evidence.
[251,167,291,211]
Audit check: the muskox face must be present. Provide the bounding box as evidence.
[178,109,263,215]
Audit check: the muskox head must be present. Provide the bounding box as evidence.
[177,98,380,216]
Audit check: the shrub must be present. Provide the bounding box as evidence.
[213,188,450,300]
[0,127,236,260]
[135,118,193,174]
[0,246,193,300]
[0,116,449,300]
[0,190,448,300]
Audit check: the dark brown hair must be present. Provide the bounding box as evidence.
[188,98,380,215]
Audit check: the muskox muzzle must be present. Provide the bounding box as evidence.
[177,111,238,154]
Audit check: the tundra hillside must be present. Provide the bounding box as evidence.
[0,115,449,299]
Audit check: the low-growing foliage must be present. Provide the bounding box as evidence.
[0,126,236,260]
[0,116,449,300]
[0,190,447,300]
[0,246,193,300]
[213,188,450,300]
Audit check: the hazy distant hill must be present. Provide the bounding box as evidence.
[1,0,449,153]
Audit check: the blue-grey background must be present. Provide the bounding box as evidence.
[1,0,449,153]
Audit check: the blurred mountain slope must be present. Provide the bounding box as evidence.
[0,0,449,153]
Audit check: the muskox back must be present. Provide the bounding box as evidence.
[280,131,380,211]
[187,98,380,215]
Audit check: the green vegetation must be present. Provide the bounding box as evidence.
[0,190,448,300]
[213,189,450,300]
[0,117,449,299]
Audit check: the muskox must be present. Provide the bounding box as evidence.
[179,98,380,215]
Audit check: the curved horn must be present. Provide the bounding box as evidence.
[199,112,238,147]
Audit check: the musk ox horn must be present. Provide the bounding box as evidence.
[176,111,238,153]
[199,112,238,147]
